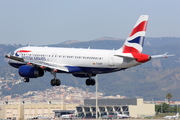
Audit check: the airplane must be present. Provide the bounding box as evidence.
[102,111,130,119]
[164,113,179,120]
[60,110,77,119]
[115,111,130,119]
[5,15,173,86]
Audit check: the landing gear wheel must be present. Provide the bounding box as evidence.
[86,79,96,86]
[51,79,56,86]
[56,79,61,86]
[51,79,61,86]
[86,79,91,86]
[24,78,30,82]
[90,79,95,86]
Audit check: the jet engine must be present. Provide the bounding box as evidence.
[19,65,44,78]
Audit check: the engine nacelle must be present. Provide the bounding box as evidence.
[19,65,44,78]
[72,73,96,78]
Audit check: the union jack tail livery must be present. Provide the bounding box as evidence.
[122,15,148,53]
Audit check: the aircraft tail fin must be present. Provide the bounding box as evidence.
[115,111,119,115]
[121,15,148,53]
[176,113,179,118]
[74,110,77,116]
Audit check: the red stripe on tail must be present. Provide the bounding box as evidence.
[129,21,148,37]
[123,45,140,53]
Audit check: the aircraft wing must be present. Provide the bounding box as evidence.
[5,54,69,72]
[26,60,69,72]
[5,53,25,62]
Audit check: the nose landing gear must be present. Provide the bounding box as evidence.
[24,78,30,82]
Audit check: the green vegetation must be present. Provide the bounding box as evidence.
[166,93,173,103]
[166,93,173,112]
[155,102,180,113]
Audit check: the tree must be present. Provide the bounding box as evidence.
[166,93,172,103]
[155,103,169,113]
[166,93,172,112]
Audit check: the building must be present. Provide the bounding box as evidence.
[76,98,155,118]
[0,98,155,119]
[0,101,78,120]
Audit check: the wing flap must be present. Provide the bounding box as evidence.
[27,60,69,72]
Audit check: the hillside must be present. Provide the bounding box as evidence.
[0,37,180,100]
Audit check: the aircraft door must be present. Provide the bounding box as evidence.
[108,52,115,66]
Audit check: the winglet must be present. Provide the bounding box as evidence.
[5,52,11,58]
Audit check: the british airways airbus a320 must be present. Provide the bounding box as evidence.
[5,15,173,86]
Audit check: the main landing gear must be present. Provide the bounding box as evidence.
[51,79,61,86]
[50,70,61,86]
[23,71,96,87]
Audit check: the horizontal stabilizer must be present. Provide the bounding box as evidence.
[114,54,135,60]
[151,52,174,58]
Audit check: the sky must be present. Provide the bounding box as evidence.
[0,0,180,45]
